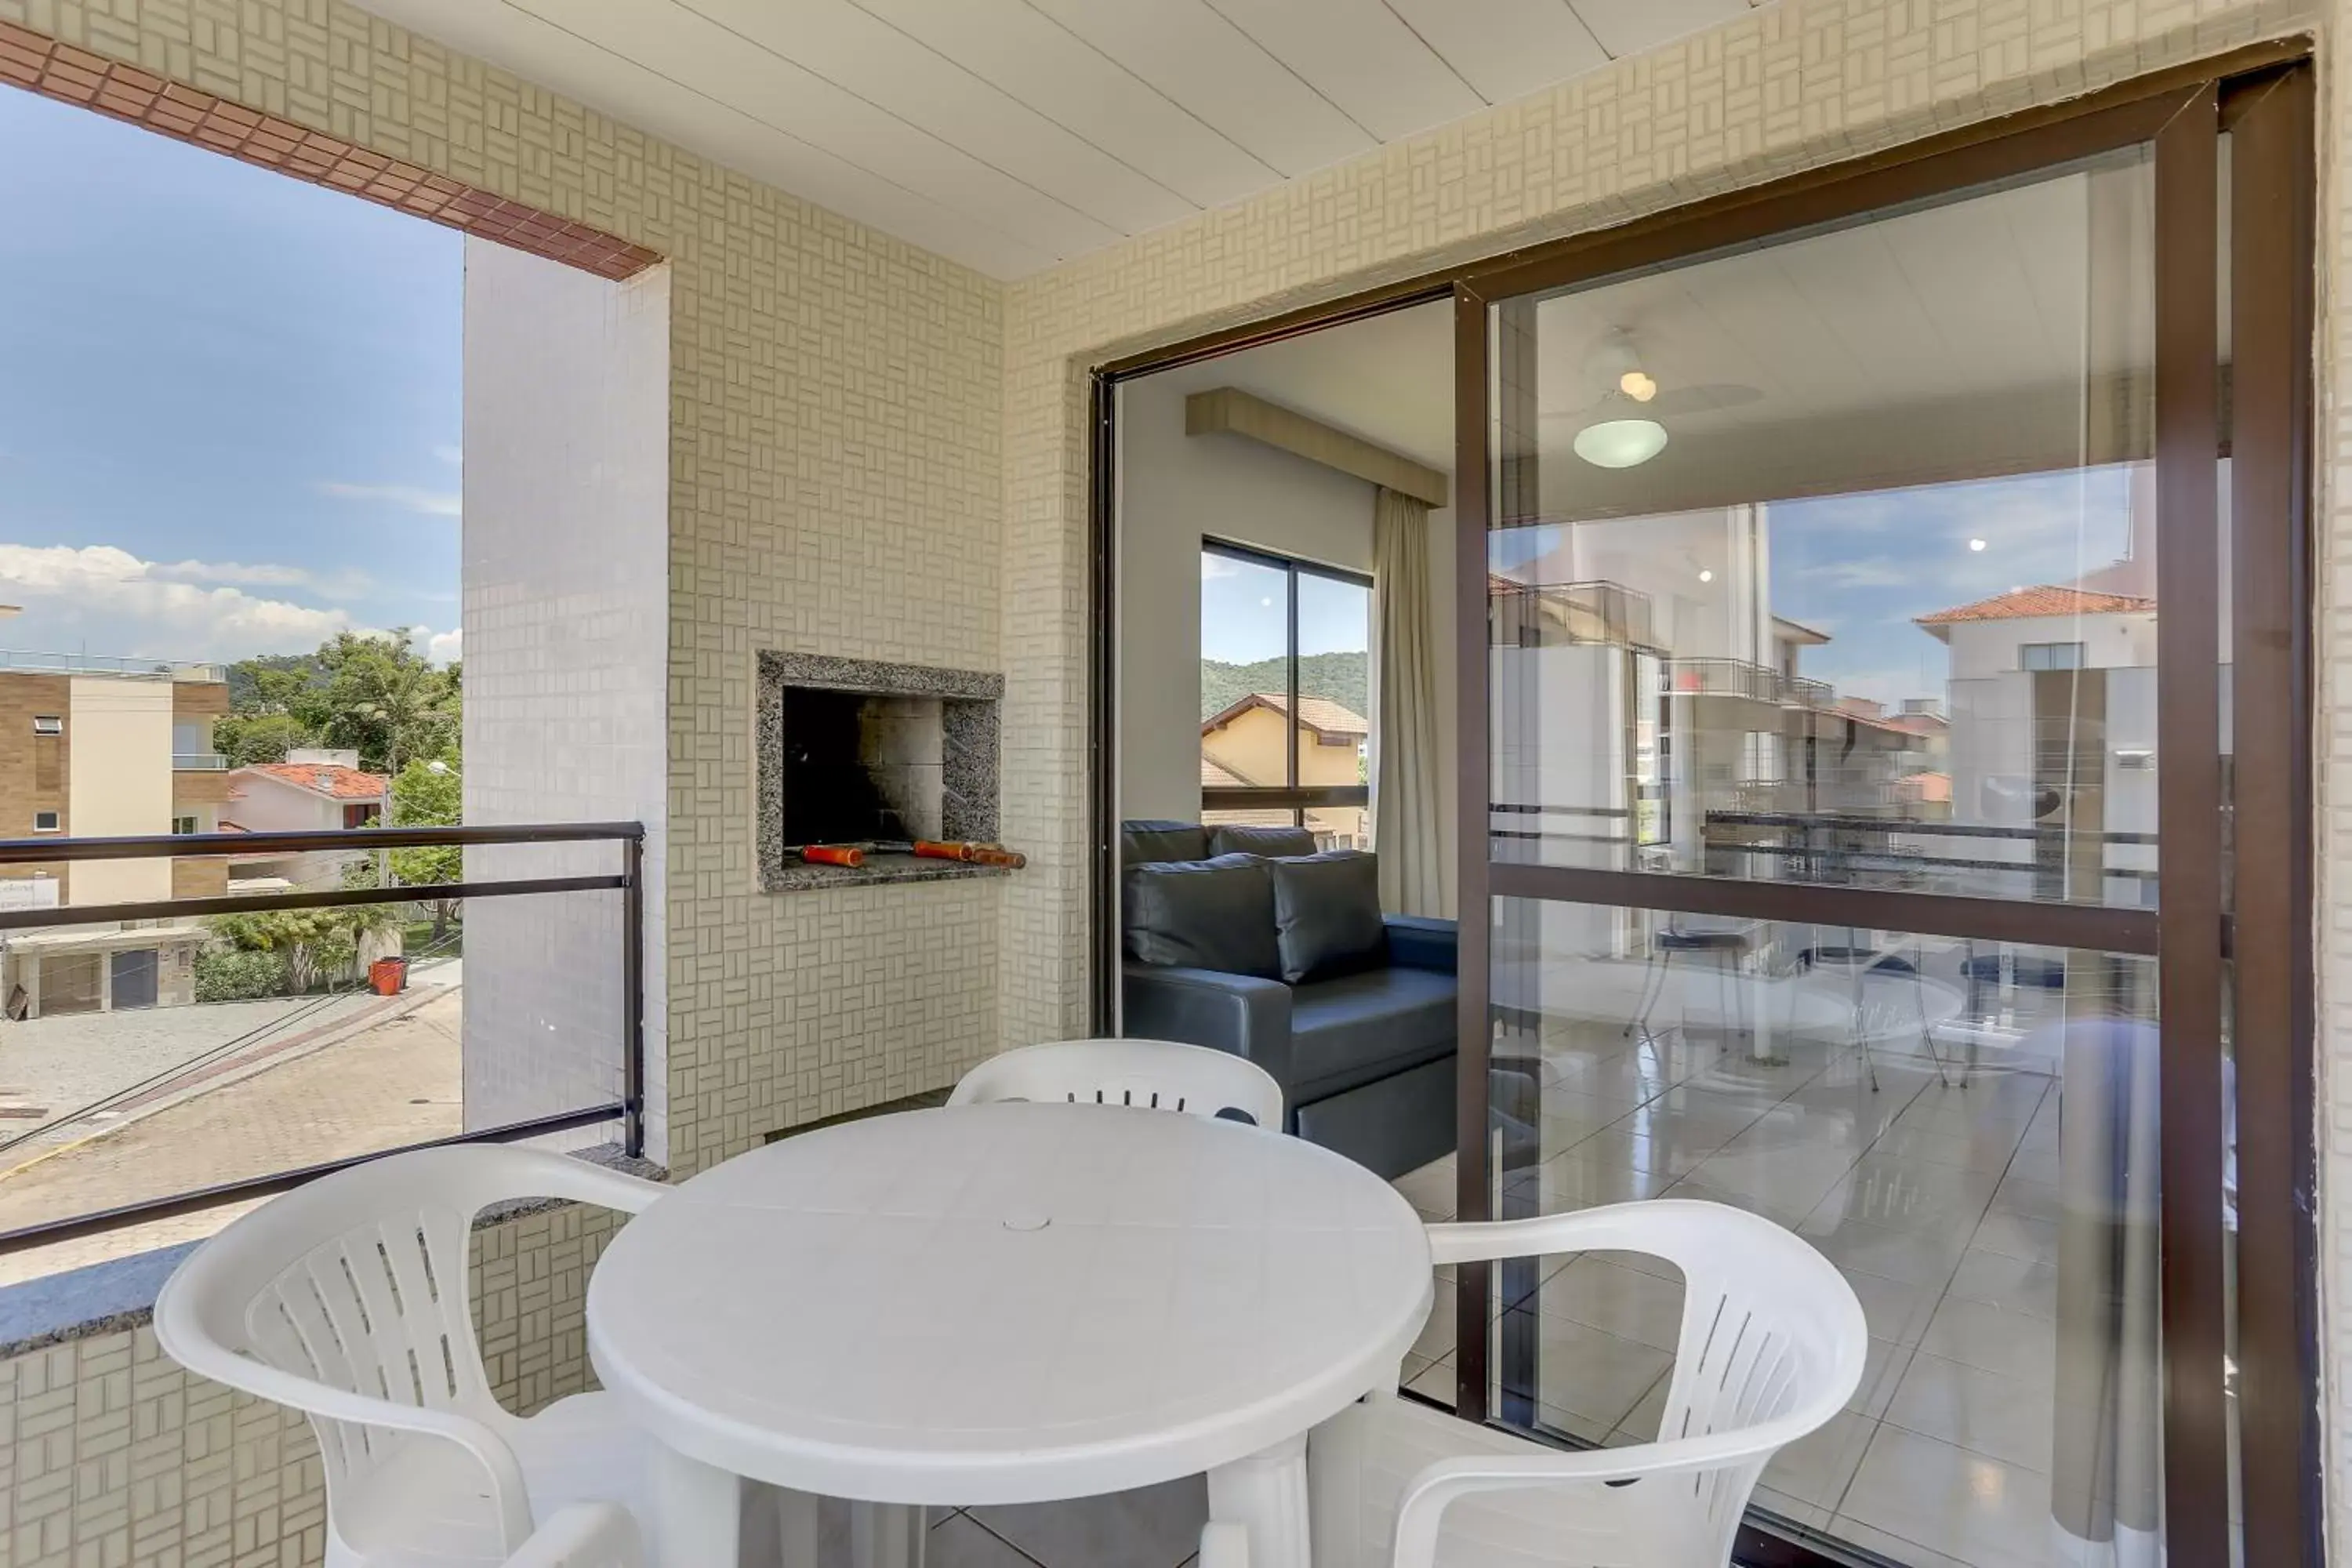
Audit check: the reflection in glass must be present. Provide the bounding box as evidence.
[1475,898,2160,1563]
[1488,147,2161,909]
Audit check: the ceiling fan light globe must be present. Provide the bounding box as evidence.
[1573,418,1669,469]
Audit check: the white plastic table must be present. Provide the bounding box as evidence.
[586,1100,1435,1568]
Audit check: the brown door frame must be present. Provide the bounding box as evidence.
[1450,54,2313,1568]
[1083,38,2317,1567]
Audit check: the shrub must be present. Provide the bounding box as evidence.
[194,946,286,1003]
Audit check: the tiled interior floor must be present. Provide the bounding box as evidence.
[830,1008,2137,1568]
[1389,1012,2111,1568]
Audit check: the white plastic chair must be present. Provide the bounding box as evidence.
[154,1145,671,1568]
[506,1502,641,1568]
[1307,1200,1866,1568]
[949,1036,1284,1129]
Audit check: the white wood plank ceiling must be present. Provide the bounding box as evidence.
[356,0,1772,278]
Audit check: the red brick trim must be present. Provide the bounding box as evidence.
[0,20,663,281]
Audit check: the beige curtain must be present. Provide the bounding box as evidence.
[1371,485,1443,915]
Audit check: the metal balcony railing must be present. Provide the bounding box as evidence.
[0,821,645,1254]
[0,649,228,682]
[1782,674,1836,710]
[1664,656,1781,703]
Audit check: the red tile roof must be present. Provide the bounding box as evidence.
[1915,585,2157,629]
[241,762,388,800]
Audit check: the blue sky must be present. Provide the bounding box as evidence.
[1488,464,2140,709]
[1769,466,2136,706]
[0,86,462,665]
[1200,550,1368,665]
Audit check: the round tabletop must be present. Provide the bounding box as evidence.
[586,1101,1435,1507]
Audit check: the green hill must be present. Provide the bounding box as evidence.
[1201,650,1369,724]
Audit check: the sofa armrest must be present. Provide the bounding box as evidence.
[1384,915,1458,975]
[1123,964,1295,1086]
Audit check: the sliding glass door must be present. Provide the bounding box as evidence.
[1449,68,2312,1568]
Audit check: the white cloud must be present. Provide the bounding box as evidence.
[318,481,461,519]
[149,557,372,600]
[1795,557,1912,590]
[427,627,461,665]
[0,543,353,656]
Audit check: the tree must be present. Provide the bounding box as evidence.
[209,902,396,993]
[314,633,458,777]
[221,632,461,777]
[389,752,463,941]
[211,711,314,768]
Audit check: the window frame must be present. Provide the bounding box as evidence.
[1198,537,1373,833]
[31,716,60,736]
[31,811,59,833]
[2021,639,2088,671]
[171,815,199,836]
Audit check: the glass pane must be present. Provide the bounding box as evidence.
[1487,896,2161,1566]
[1488,147,2159,908]
[1297,572,1371,848]
[1200,550,1290,793]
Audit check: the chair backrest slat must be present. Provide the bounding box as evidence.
[951,1037,1284,1130]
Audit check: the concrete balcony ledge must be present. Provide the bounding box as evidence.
[0,1142,667,1359]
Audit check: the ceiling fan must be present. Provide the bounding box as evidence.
[1544,328,1762,468]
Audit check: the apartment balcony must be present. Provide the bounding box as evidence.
[170,752,228,770]
[0,648,228,683]
[1488,578,1657,649]
[1664,655,1781,705]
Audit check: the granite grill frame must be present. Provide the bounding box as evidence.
[756,650,1005,891]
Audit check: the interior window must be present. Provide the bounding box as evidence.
[1199,539,1371,848]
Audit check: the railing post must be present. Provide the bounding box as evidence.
[622,832,645,1160]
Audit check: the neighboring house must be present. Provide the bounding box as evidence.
[1915,584,2160,902]
[0,652,230,1017]
[222,751,389,894]
[1200,691,1369,849]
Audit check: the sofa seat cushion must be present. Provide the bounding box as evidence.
[1288,965,1457,1103]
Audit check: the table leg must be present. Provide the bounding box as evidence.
[1208,1432,1311,1568]
[654,1443,742,1568]
[851,1502,927,1568]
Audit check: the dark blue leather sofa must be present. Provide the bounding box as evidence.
[1117,820,1457,1178]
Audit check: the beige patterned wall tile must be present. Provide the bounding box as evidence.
[2,0,2350,1558]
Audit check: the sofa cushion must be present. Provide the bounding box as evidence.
[1208,822,1317,858]
[1123,854,1282,978]
[1122,820,1210,867]
[1288,965,1457,1102]
[1269,850,1387,984]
